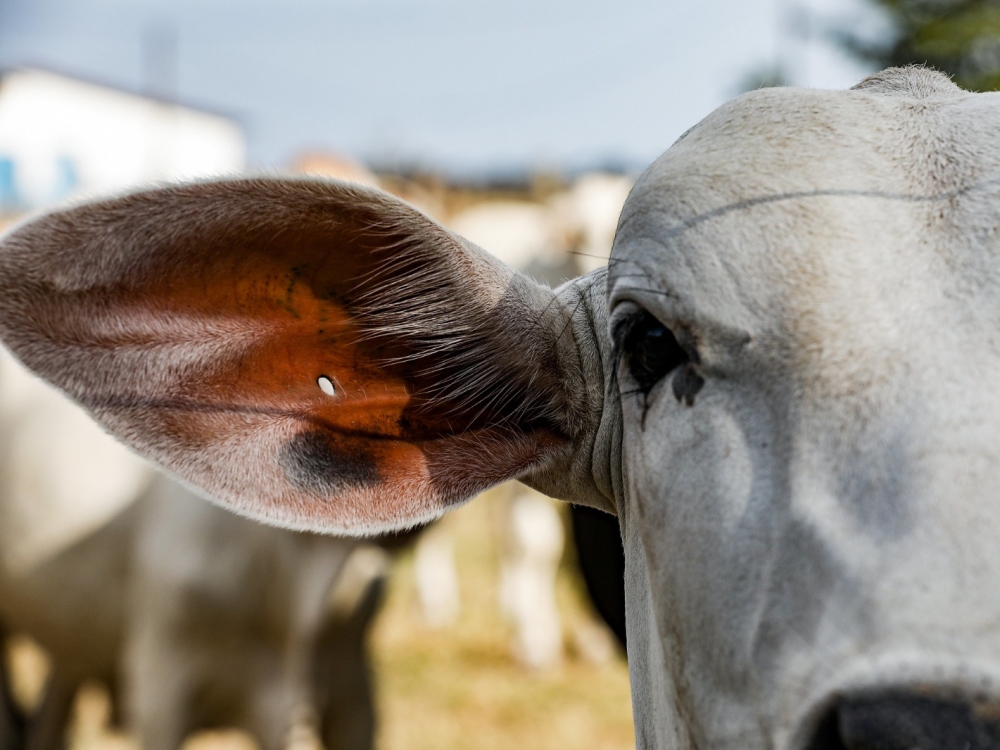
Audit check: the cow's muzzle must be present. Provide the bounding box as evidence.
[805,690,1000,749]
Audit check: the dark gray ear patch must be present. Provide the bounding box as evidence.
[280,430,380,494]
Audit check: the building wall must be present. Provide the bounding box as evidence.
[0,68,245,210]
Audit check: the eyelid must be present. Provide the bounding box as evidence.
[609,302,642,349]
[610,304,643,368]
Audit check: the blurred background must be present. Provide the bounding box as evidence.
[0,0,995,749]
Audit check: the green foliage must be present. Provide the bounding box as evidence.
[840,0,1000,91]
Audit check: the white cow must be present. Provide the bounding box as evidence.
[2,67,998,749]
[496,486,565,668]
[0,627,21,747]
[0,348,385,750]
[448,200,566,273]
[0,477,384,750]
[550,173,634,274]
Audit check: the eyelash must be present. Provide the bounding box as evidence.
[613,310,690,395]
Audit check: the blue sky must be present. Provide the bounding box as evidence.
[0,0,881,176]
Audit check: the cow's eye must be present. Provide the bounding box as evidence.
[620,310,689,392]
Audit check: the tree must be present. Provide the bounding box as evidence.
[838,0,1000,91]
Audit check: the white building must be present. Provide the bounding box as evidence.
[0,67,245,210]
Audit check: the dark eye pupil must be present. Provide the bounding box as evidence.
[625,312,688,392]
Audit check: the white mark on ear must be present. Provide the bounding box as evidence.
[317,376,336,396]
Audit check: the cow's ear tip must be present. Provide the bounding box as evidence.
[231,483,447,539]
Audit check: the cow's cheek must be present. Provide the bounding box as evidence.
[627,387,789,725]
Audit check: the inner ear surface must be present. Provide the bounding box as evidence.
[0,179,575,531]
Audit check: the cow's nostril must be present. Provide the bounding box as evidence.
[806,691,1000,750]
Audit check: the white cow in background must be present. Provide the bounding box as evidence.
[0,347,386,750]
[550,173,634,274]
[448,172,633,279]
[448,201,565,273]
[443,177,631,667]
[497,489,565,668]
[411,520,460,629]
[0,338,151,577]
[435,201,571,664]
[10,68,995,749]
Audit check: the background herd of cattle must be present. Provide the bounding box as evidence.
[0,164,633,750]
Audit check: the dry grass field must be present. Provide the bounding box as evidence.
[7,489,634,750]
[371,492,634,750]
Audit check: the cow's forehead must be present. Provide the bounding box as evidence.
[610,69,1000,354]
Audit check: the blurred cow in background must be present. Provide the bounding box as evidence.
[0,347,387,750]
[292,154,379,189]
[0,627,24,748]
[549,174,634,274]
[496,486,566,667]
[445,174,631,667]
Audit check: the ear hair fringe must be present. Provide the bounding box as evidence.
[347,214,572,434]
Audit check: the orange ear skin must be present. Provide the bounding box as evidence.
[0,179,573,534]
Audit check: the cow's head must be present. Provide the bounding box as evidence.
[2,67,1000,749]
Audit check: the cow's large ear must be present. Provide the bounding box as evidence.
[0,179,590,534]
